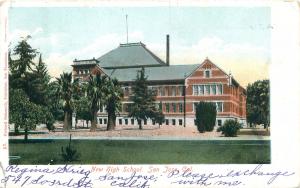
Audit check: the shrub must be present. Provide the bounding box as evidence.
[195,102,217,133]
[60,134,80,162]
[217,119,241,137]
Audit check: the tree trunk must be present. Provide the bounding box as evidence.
[107,113,116,131]
[63,112,70,131]
[138,119,142,130]
[14,125,19,134]
[90,111,97,132]
[24,124,28,141]
[68,113,72,130]
[112,114,116,130]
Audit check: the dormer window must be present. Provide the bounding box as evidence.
[205,70,211,78]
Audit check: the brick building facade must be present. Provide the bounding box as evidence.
[72,36,246,127]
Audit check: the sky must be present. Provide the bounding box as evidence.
[9,7,271,87]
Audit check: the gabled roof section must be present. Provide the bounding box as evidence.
[104,64,199,82]
[191,58,244,89]
[97,42,166,69]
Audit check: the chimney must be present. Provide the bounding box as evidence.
[166,34,170,66]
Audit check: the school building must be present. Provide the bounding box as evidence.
[72,35,246,127]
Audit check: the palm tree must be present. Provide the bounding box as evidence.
[104,78,123,130]
[55,72,79,131]
[86,74,106,131]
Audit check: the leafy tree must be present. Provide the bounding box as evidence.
[55,72,80,131]
[74,94,92,128]
[9,38,55,133]
[246,80,270,128]
[195,102,217,133]
[9,89,45,140]
[86,74,106,131]
[104,78,123,130]
[129,67,164,130]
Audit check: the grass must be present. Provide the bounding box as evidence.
[9,139,270,164]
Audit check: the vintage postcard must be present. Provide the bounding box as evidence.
[0,0,299,188]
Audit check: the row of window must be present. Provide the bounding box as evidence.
[121,102,184,113]
[193,84,223,96]
[193,102,224,112]
[98,118,184,126]
[194,119,223,126]
[76,69,91,75]
[155,86,184,97]
[98,117,224,126]
[101,102,223,113]
[122,85,185,97]
[165,103,183,113]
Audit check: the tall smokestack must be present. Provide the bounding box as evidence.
[166,34,170,66]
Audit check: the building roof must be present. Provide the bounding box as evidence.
[72,58,98,66]
[97,42,166,68]
[103,64,199,82]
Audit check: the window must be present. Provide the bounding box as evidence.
[131,119,134,125]
[179,86,184,96]
[211,85,216,95]
[179,103,183,113]
[165,119,169,125]
[218,120,222,126]
[167,87,171,96]
[199,85,204,95]
[193,85,199,96]
[193,103,198,112]
[216,102,223,112]
[160,87,165,96]
[205,70,210,78]
[99,119,102,124]
[122,104,127,112]
[217,84,223,95]
[104,119,107,124]
[166,103,170,113]
[125,119,128,125]
[172,103,176,112]
[172,119,176,125]
[179,119,183,126]
[172,86,176,96]
[144,119,147,125]
[205,85,210,95]
[152,120,155,125]
[124,87,129,96]
[119,119,122,125]
[152,86,158,95]
[159,102,163,111]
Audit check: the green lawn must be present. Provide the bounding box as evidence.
[9,139,270,164]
